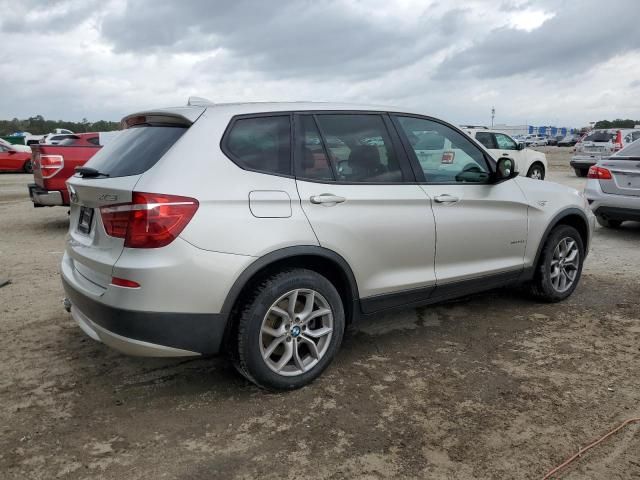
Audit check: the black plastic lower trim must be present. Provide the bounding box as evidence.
[359,269,524,315]
[62,276,227,354]
[594,206,640,222]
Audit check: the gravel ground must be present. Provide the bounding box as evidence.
[1,147,639,479]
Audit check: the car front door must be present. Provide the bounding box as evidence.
[393,115,528,288]
[294,113,436,310]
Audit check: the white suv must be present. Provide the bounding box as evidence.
[61,101,594,390]
[463,128,548,180]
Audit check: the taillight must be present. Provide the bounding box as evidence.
[613,130,623,151]
[100,192,199,248]
[39,154,64,178]
[587,166,612,180]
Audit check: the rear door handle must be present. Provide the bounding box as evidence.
[310,194,346,205]
[433,194,460,204]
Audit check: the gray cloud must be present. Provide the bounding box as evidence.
[436,0,640,79]
[0,0,101,33]
[99,1,474,80]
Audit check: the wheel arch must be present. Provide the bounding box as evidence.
[220,246,360,348]
[533,208,590,269]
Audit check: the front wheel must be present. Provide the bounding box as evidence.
[529,225,584,302]
[233,269,345,390]
[23,160,33,174]
[527,163,545,180]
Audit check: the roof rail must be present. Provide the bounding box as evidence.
[187,96,215,107]
[459,124,489,129]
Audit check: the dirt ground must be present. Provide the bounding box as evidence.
[1,147,639,479]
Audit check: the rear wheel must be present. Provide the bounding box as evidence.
[526,163,545,180]
[574,168,588,177]
[23,160,33,174]
[529,225,584,302]
[596,216,622,228]
[233,269,345,390]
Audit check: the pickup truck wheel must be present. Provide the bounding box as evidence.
[574,168,588,177]
[23,160,33,174]
[529,225,584,303]
[596,216,622,228]
[526,163,545,180]
[233,268,345,390]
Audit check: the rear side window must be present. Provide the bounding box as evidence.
[225,116,291,175]
[310,114,403,183]
[83,126,186,178]
[475,132,497,149]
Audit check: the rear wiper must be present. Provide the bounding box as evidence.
[75,167,109,178]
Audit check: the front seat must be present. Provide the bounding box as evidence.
[347,145,386,181]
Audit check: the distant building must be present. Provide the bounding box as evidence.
[493,124,577,137]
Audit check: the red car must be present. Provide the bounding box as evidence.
[0,143,32,173]
[28,132,118,207]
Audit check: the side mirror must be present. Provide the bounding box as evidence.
[495,157,518,182]
[517,142,525,150]
[8,150,16,155]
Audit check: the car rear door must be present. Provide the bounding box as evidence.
[294,112,437,308]
[393,115,528,287]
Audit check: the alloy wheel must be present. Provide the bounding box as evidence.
[259,289,334,376]
[550,237,580,293]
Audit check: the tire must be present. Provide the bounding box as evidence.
[233,268,345,390]
[596,216,622,228]
[526,163,545,180]
[529,225,584,302]
[574,168,588,177]
[23,160,33,174]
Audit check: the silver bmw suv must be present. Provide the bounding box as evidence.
[62,100,594,390]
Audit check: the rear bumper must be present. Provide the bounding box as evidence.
[594,206,640,222]
[62,271,228,357]
[571,155,604,169]
[28,183,64,207]
[585,178,640,221]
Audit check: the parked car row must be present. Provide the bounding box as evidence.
[571,128,640,177]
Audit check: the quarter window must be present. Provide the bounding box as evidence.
[395,116,491,184]
[226,116,291,175]
[311,114,403,183]
[494,133,518,150]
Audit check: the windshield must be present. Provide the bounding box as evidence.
[83,126,186,177]
[583,131,615,142]
[613,138,640,158]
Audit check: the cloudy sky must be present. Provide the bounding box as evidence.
[1,0,639,127]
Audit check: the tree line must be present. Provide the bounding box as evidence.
[594,119,640,129]
[0,115,121,136]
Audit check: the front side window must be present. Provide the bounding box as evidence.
[494,133,518,150]
[312,114,403,183]
[226,116,291,175]
[396,116,491,184]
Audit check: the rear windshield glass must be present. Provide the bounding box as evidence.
[614,139,640,158]
[583,131,615,142]
[82,126,186,177]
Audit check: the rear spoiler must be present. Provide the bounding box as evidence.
[121,106,206,129]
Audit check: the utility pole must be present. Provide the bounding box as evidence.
[491,106,495,128]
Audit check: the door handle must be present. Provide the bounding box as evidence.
[310,194,346,205]
[433,194,460,204]
[502,153,510,156]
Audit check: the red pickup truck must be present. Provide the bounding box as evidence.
[28,132,118,207]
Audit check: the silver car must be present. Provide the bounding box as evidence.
[62,100,594,390]
[585,138,640,228]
